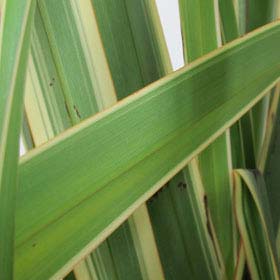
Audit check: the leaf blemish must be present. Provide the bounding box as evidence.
[177,181,187,191]
[74,105,81,119]
[203,195,214,241]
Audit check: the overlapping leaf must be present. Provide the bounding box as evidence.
[0,0,35,278]
[14,21,280,279]
[233,169,280,279]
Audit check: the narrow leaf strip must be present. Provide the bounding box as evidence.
[247,0,278,163]
[128,204,164,279]
[89,1,168,279]
[0,0,35,278]
[218,0,239,43]
[219,0,256,170]
[258,84,280,172]
[233,169,280,279]
[264,85,280,233]
[26,1,165,279]
[188,159,225,278]
[148,161,224,279]
[261,1,280,259]
[73,257,97,280]
[88,1,166,278]
[179,0,236,277]
[233,243,245,280]
[143,0,223,278]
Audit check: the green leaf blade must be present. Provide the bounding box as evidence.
[233,169,280,279]
[14,22,280,279]
[0,0,35,278]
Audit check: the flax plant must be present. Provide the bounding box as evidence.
[0,0,280,279]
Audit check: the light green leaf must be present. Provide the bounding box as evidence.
[147,0,225,278]
[14,21,280,280]
[0,0,35,278]
[24,1,166,279]
[233,169,279,279]
[247,0,277,164]
[259,84,280,173]
[148,161,224,279]
[179,0,236,277]
[263,84,280,235]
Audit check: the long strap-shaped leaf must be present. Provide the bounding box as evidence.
[147,1,223,279]
[15,22,280,279]
[25,2,121,279]
[89,1,168,278]
[264,85,280,236]
[91,0,171,100]
[25,0,166,279]
[179,0,236,278]
[79,1,166,278]
[23,2,117,279]
[219,0,247,170]
[233,169,280,279]
[247,0,278,164]
[149,1,227,278]
[148,162,223,279]
[230,0,279,169]
[25,2,142,279]
[0,0,35,278]
[259,84,280,173]
[259,0,280,258]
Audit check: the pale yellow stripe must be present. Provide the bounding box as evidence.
[69,0,117,110]
[69,1,165,279]
[74,257,98,280]
[213,0,222,47]
[129,204,165,280]
[24,54,54,146]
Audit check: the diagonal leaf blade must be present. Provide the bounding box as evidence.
[15,21,280,279]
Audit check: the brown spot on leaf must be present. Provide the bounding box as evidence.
[177,181,187,191]
[74,105,81,119]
